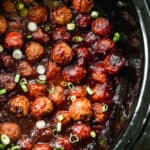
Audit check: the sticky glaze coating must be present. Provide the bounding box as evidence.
[0,0,134,149]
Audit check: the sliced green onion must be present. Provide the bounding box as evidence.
[90,131,96,138]
[39,75,47,81]
[17,1,24,10]
[0,89,7,95]
[26,34,32,39]
[52,0,60,7]
[91,11,99,19]
[57,114,64,122]
[0,143,6,149]
[66,23,76,31]
[67,82,75,90]
[86,86,94,95]
[15,74,21,83]
[20,8,28,17]
[54,147,64,150]
[36,120,46,129]
[56,122,62,132]
[0,45,4,53]
[69,133,79,144]
[20,84,28,92]
[70,95,76,102]
[19,78,27,85]
[48,85,55,94]
[113,32,120,42]
[102,104,108,112]
[1,134,10,145]
[37,79,46,84]
[52,129,60,138]
[72,36,83,43]
[10,145,21,150]
[60,81,68,87]
[99,137,108,148]
[44,25,51,32]
[116,1,127,7]
[12,49,23,60]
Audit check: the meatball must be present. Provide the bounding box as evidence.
[0,55,15,68]
[18,61,35,77]
[55,136,72,150]
[103,52,126,74]
[0,73,16,91]
[52,6,72,25]
[23,0,34,4]
[52,42,74,65]
[90,63,108,83]
[0,16,8,34]
[31,97,53,119]
[52,27,71,41]
[32,28,50,44]
[76,47,91,66]
[46,61,61,80]
[4,32,24,49]
[33,143,52,150]
[63,65,87,83]
[92,103,109,123]
[76,14,91,28]
[55,111,71,126]
[0,122,21,142]
[71,124,91,140]
[25,42,45,62]
[84,31,97,45]
[91,18,111,36]
[3,0,16,14]
[70,86,87,98]
[9,95,30,118]
[94,38,115,55]
[48,86,65,106]
[28,83,47,98]
[92,82,113,102]
[73,0,94,13]
[28,5,48,23]
[69,98,92,121]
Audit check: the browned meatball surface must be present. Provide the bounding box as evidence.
[52,6,72,25]
[3,0,16,14]
[0,55,15,68]
[33,143,52,150]
[0,122,21,142]
[31,97,53,119]
[52,42,74,65]
[9,95,30,118]
[25,42,45,61]
[69,98,92,121]
[0,16,8,34]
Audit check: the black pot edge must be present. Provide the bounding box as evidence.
[112,0,150,150]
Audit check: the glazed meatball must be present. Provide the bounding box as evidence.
[76,14,91,28]
[92,82,113,102]
[76,47,91,66]
[69,98,92,121]
[0,16,8,34]
[9,95,30,118]
[0,73,16,91]
[90,63,108,83]
[52,27,71,41]
[25,42,45,61]
[92,103,109,123]
[70,86,87,98]
[49,86,65,106]
[23,0,34,4]
[73,0,94,13]
[55,111,71,126]
[91,18,111,36]
[52,42,74,65]
[0,122,21,142]
[18,61,35,77]
[63,65,87,83]
[33,143,52,150]
[1,55,15,68]
[55,136,72,150]
[71,124,91,140]
[84,31,98,45]
[28,5,48,23]
[31,97,53,119]
[28,83,47,98]
[4,32,24,49]
[46,61,61,80]
[32,28,50,44]
[3,0,16,14]
[94,38,115,55]
[103,52,126,74]
[52,6,72,25]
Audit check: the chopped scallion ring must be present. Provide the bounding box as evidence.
[102,104,108,112]
[52,129,60,138]
[26,34,32,39]
[15,74,21,83]
[10,145,21,150]
[113,32,120,42]
[60,81,68,87]
[57,114,64,121]
[91,11,99,19]
[98,137,108,148]
[116,1,127,7]
[17,2,24,10]
[20,84,28,92]
[48,85,55,94]
[20,8,28,17]
[19,78,27,85]
[67,82,75,90]
[44,25,51,32]
[36,120,46,129]
[0,143,6,149]
[12,49,23,60]
[70,95,76,102]
[72,36,83,43]
[37,79,46,84]
[1,134,10,145]
[36,65,46,75]
[90,131,96,138]
[66,23,76,31]
[27,21,38,32]
[56,122,62,132]
[86,86,94,95]
[39,75,47,81]
[0,45,4,53]
[54,147,64,150]
[69,133,79,144]
[0,89,7,95]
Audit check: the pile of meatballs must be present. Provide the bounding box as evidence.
[0,0,126,149]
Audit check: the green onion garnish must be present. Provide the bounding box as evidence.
[56,122,62,132]
[15,74,21,83]
[0,143,6,149]
[67,82,75,90]
[90,131,96,138]
[57,114,64,122]
[99,137,108,148]
[0,89,7,95]
[86,86,94,95]
[54,147,64,150]
[72,36,83,43]
[91,11,99,19]
[20,8,28,17]
[10,145,21,150]
[52,129,60,138]
[102,104,108,112]
[48,85,55,94]
[17,1,24,10]
[113,32,120,42]
[20,84,28,92]
[61,81,68,87]
[26,34,32,39]
[37,79,46,84]
[116,1,127,8]
[44,25,51,32]
[70,95,76,102]
[1,134,10,145]
[66,23,76,31]
[69,133,79,144]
